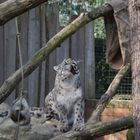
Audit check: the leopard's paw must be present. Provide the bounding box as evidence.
[72,123,85,131]
[57,123,70,132]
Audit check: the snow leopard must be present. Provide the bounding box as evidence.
[45,58,85,132]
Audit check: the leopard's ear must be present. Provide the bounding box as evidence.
[53,65,59,71]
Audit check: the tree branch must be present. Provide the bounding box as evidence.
[50,116,133,140]
[0,0,113,25]
[88,64,130,123]
[0,4,113,103]
[0,0,47,25]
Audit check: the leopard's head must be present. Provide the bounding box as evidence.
[54,58,80,82]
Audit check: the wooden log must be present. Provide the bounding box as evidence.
[0,0,113,26]
[3,19,17,104]
[0,115,133,140]
[88,64,130,122]
[0,4,113,103]
[0,0,47,25]
[128,0,140,139]
[50,116,133,140]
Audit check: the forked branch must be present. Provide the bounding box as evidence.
[88,64,130,123]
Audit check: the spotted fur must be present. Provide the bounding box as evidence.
[45,58,85,132]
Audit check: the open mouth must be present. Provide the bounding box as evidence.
[70,64,79,75]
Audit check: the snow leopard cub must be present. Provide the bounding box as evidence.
[45,58,85,132]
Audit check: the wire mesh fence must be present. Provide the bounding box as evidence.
[95,38,132,100]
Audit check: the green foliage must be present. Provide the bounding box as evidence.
[48,0,106,37]
[95,55,109,98]
[93,0,107,38]
[58,0,93,26]
[48,0,103,26]
[94,18,106,39]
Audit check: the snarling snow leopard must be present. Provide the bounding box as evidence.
[45,58,85,132]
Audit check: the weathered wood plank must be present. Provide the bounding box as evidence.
[77,27,85,94]
[0,1,5,87]
[43,4,50,103]
[38,5,46,107]
[18,12,29,99]
[84,22,95,99]
[46,4,59,91]
[0,26,4,86]
[27,8,41,106]
[56,38,70,64]
[71,27,85,95]
[71,32,78,60]
[4,20,16,104]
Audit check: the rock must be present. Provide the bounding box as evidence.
[0,104,61,140]
[0,117,60,140]
[0,103,11,124]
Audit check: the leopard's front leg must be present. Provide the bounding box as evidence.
[55,103,70,132]
[73,98,85,131]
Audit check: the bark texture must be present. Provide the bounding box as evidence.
[0,4,113,103]
[0,0,113,26]
[0,114,133,140]
[128,0,140,139]
[88,64,130,123]
[0,0,47,25]
[50,116,133,140]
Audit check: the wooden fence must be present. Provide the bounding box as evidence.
[0,3,95,107]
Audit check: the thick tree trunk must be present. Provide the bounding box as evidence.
[88,64,130,123]
[128,1,140,139]
[50,116,133,140]
[0,0,47,25]
[0,5,113,103]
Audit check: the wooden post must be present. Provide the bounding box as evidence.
[128,0,140,139]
